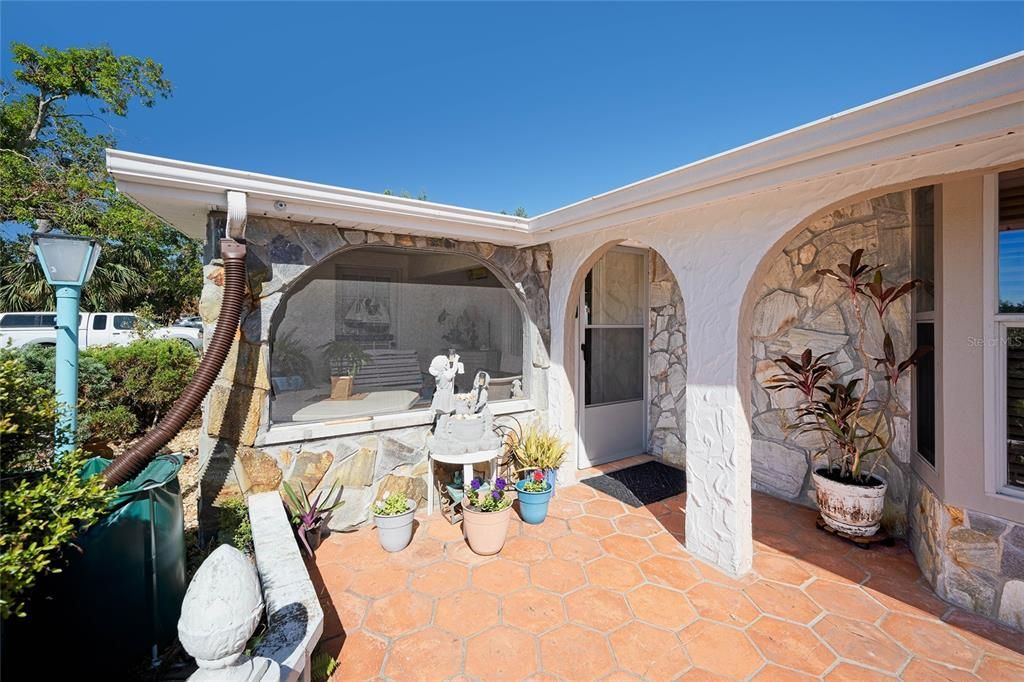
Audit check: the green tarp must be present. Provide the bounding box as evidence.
[2,453,186,675]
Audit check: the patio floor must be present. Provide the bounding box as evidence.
[310,476,1024,681]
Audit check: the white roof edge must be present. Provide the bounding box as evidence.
[106,149,531,236]
[531,50,1024,233]
[108,50,1024,244]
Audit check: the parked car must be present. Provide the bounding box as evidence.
[174,315,203,329]
[0,311,202,351]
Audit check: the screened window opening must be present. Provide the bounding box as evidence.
[270,248,527,424]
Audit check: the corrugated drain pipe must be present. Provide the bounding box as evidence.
[104,192,248,488]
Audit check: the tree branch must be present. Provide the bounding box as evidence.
[28,93,66,142]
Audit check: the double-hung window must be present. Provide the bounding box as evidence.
[997,169,1024,492]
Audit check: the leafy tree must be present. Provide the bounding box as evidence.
[0,44,201,319]
[382,188,429,201]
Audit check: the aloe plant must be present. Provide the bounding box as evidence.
[768,249,932,483]
[281,479,345,557]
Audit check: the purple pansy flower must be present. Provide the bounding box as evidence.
[470,477,482,491]
[495,477,506,491]
[491,490,501,501]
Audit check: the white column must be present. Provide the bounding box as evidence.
[672,261,754,576]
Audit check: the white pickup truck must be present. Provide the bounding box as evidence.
[0,311,202,351]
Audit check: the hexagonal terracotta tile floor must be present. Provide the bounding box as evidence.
[312,478,1024,681]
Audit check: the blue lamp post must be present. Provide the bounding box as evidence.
[32,231,101,456]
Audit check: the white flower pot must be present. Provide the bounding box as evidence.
[812,469,887,537]
[374,500,417,552]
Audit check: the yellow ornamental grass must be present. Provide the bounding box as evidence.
[513,425,567,471]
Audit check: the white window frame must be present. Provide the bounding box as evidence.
[983,173,1024,500]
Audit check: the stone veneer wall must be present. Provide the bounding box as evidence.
[648,251,686,468]
[198,214,552,530]
[909,476,1024,630]
[749,192,915,534]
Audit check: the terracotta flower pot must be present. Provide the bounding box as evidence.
[812,468,887,537]
[462,503,513,555]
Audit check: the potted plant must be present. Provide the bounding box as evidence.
[767,249,931,537]
[515,470,553,524]
[319,340,369,400]
[510,425,567,493]
[372,492,417,552]
[461,476,513,555]
[282,479,345,557]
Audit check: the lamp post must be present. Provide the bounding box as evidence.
[32,231,101,456]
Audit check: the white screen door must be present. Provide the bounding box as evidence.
[578,248,647,467]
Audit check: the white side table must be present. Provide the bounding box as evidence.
[427,447,503,516]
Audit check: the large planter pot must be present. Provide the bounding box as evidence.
[462,503,513,555]
[374,499,417,552]
[812,468,887,537]
[515,479,553,525]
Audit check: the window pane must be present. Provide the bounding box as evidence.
[913,186,935,314]
[113,315,136,330]
[584,327,644,406]
[92,314,107,330]
[999,229,1024,313]
[1008,327,1024,489]
[1000,170,1024,313]
[915,322,936,466]
[270,248,526,424]
[587,250,644,325]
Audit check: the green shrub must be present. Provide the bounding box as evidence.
[0,348,63,471]
[0,350,114,619]
[14,345,113,416]
[85,339,198,427]
[80,404,139,444]
[217,497,253,555]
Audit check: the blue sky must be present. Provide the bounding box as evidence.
[3,1,1022,217]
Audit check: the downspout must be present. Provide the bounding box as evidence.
[104,191,249,488]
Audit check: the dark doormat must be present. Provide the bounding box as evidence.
[580,461,685,507]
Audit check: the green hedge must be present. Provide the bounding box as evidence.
[14,339,198,444]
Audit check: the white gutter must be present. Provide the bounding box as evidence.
[106,150,531,244]
[108,51,1024,246]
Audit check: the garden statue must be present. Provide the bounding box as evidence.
[467,370,490,413]
[428,349,463,416]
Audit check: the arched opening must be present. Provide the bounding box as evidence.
[561,241,687,474]
[741,186,934,538]
[269,246,530,425]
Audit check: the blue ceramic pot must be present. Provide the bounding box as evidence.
[515,479,553,524]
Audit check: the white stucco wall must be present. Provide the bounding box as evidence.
[546,133,1024,575]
